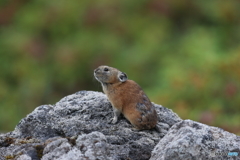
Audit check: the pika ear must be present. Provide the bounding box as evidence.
[118,72,128,82]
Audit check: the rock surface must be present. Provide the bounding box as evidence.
[150,120,240,160]
[0,91,181,160]
[0,91,239,160]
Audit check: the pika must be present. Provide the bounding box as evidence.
[94,65,158,130]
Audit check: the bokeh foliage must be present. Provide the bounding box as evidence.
[0,0,239,134]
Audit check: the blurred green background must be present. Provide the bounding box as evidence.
[0,0,239,135]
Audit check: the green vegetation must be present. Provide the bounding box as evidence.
[0,0,239,135]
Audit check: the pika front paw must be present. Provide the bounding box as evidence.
[111,117,118,124]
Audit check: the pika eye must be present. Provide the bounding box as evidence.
[104,68,109,72]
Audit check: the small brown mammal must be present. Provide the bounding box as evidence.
[94,65,158,130]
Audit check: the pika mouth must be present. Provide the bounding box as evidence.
[94,73,101,82]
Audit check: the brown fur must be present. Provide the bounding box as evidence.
[94,65,158,130]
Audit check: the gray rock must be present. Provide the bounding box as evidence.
[0,138,43,160]
[150,120,240,160]
[1,91,239,160]
[42,132,113,160]
[0,91,181,160]
[17,154,32,160]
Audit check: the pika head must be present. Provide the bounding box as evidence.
[94,66,127,84]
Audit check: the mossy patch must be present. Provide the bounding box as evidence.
[0,137,15,147]
[35,144,44,159]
